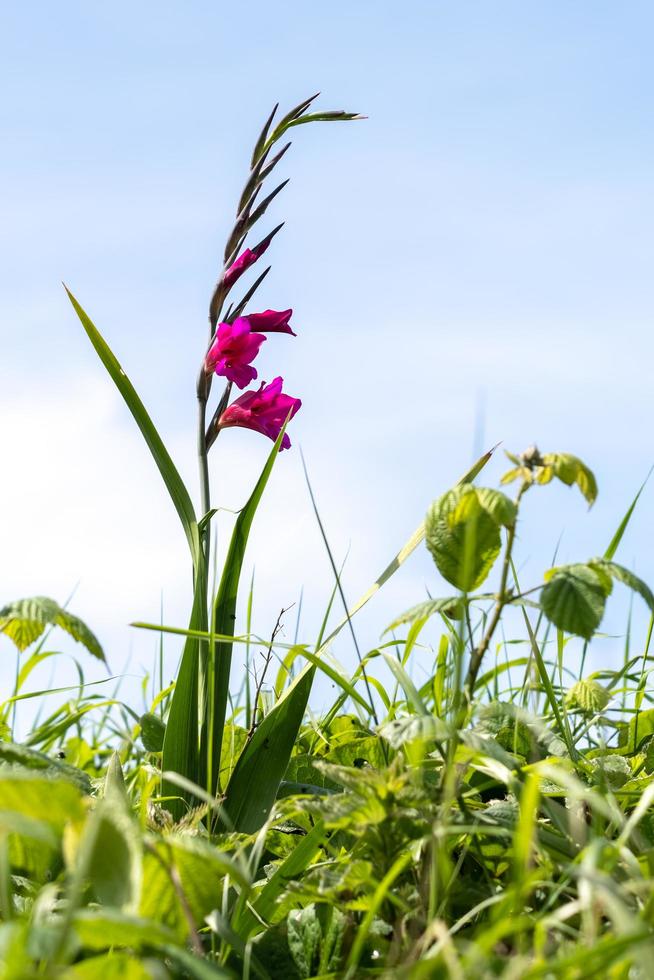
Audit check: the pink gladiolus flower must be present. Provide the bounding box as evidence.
[244,308,296,336]
[204,319,267,389]
[218,377,301,450]
[223,237,271,291]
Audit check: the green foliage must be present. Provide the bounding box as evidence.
[425,484,515,591]
[13,89,653,979]
[501,448,598,505]
[139,714,165,753]
[566,678,611,713]
[541,563,610,639]
[0,596,104,661]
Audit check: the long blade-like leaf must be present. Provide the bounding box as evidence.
[65,288,200,566]
[220,667,314,833]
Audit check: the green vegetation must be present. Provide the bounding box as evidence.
[3,97,654,978]
[3,449,654,978]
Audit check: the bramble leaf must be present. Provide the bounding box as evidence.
[426,485,513,591]
[565,679,611,714]
[0,597,105,661]
[541,564,610,640]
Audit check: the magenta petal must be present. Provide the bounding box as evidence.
[246,309,296,336]
[218,377,301,451]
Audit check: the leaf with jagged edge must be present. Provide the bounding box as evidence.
[541,564,610,640]
[565,679,611,714]
[537,453,598,506]
[385,597,464,632]
[425,486,503,591]
[0,596,104,661]
[591,560,654,612]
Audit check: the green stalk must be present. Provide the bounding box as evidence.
[197,373,211,567]
[462,482,528,712]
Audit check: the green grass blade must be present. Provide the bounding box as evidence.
[604,466,652,560]
[233,819,326,939]
[65,288,200,565]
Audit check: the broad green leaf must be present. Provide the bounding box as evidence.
[63,953,160,979]
[72,909,178,951]
[139,713,165,753]
[592,560,654,612]
[140,834,247,940]
[206,425,286,798]
[0,596,104,661]
[65,289,200,568]
[540,564,609,640]
[0,742,92,794]
[0,922,31,978]
[565,679,611,713]
[461,487,517,527]
[378,714,450,748]
[73,797,142,911]
[619,708,654,753]
[537,452,598,506]
[425,486,503,591]
[590,754,631,789]
[0,772,85,831]
[317,446,494,650]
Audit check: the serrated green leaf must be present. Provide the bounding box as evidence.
[539,453,598,506]
[139,834,247,940]
[565,679,611,713]
[378,715,450,748]
[425,486,502,591]
[590,754,631,789]
[467,487,517,527]
[0,742,92,794]
[593,560,654,612]
[385,597,464,632]
[288,904,322,978]
[541,564,608,640]
[0,596,104,661]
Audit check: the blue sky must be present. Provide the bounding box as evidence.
[2,2,653,718]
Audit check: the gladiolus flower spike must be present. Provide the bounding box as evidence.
[205,310,296,388]
[204,319,266,389]
[218,377,301,450]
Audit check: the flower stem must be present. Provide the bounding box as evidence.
[197,374,211,568]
